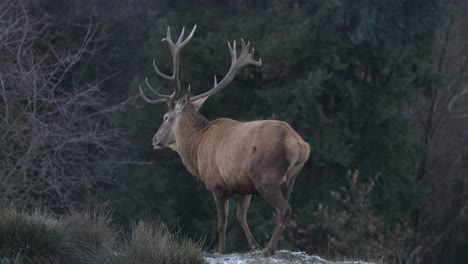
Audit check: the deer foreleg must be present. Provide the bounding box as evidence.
[212,188,229,254]
[237,195,260,250]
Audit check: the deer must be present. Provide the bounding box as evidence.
[139,25,310,256]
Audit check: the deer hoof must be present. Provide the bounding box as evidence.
[250,242,261,250]
[263,247,275,257]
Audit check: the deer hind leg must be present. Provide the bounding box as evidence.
[247,148,293,255]
[212,188,229,254]
[237,195,260,250]
[256,183,291,256]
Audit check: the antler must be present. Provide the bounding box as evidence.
[190,39,262,102]
[139,25,197,106]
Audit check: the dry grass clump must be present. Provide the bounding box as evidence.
[0,209,66,264]
[0,208,204,264]
[93,221,204,264]
[62,209,117,263]
[65,209,116,247]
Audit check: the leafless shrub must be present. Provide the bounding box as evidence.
[287,171,414,263]
[0,1,120,209]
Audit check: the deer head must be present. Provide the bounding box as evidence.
[139,25,262,151]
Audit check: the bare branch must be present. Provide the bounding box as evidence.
[0,1,121,209]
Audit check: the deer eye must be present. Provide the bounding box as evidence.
[163,115,168,122]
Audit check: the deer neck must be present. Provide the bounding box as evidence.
[174,105,209,177]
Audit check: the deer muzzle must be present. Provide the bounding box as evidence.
[153,144,164,150]
[152,137,164,150]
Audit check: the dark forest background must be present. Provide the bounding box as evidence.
[1,0,467,263]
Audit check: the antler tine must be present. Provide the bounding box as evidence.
[139,85,169,104]
[227,41,237,62]
[187,84,191,98]
[177,26,186,44]
[162,26,173,45]
[152,60,172,81]
[191,38,262,101]
[145,78,171,99]
[177,25,197,49]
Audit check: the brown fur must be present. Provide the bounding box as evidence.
[173,103,310,255]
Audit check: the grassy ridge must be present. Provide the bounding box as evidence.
[0,209,204,264]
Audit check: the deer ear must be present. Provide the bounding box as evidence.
[175,93,190,112]
[191,96,209,111]
[181,92,190,104]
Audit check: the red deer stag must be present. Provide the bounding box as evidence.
[139,25,310,256]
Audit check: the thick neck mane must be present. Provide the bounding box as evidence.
[174,103,209,177]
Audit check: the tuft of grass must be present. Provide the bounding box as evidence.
[0,209,66,264]
[65,209,116,246]
[0,208,204,264]
[63,209,118,262]
[94,221,205,264]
